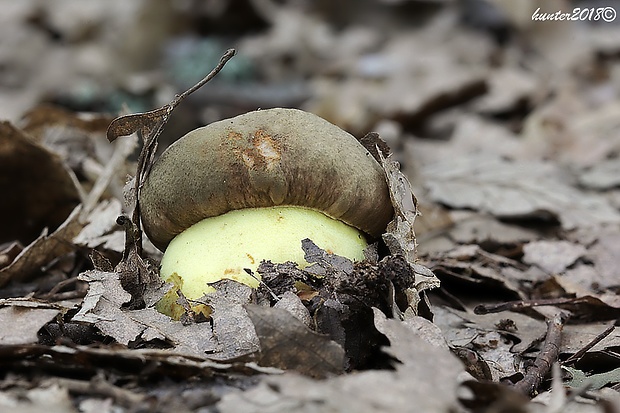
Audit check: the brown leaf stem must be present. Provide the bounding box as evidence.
[105,49,236,257]
[513,312,568,397]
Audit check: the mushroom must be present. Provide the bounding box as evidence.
[140,108,393,316]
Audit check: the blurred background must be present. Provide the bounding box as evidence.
[2,0,618,136]
[2,0,620,249]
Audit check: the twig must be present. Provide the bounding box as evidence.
[131,48,237,233]
[46,376,146,407]
[172,48,236,105]
[474,297,588,315]
[37,277,80,299]
[513,312,568,397]
[106,49,236,259]
[562,322,616,366]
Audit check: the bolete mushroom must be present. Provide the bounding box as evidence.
[140,108,393,316]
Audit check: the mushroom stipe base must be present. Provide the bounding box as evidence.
[156,206,368,318]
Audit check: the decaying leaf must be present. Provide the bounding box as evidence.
[302,238,354,278]
[561,320,620,355]
[585,228,620,288]
[448,213,539,246]
[246,304,345,378]
[204,280,259,360]
[72,270,142,342]
[114,215,161,309]
[523,97,620,168]
[472,67,539,114]
[372,309,463,382]
[106,106,170,144]
[22,104,112,138]
[273,291,312,327]
[21,105,116,190]
[305,24,491,134]
[378,149,418,263]
[426,244,527,304]
[564,365,620,391]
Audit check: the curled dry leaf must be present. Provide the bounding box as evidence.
[20,105,116,189]
[360,131,439,313]
[0,205,82,287]
[106,106,170,144]
[380,148,418,262]
[376,140,439,314]
[0,121,81,245]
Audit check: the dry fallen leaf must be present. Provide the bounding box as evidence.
[368,137,440,315]
[204,280,260,361]
[424,155,620,230]
[522,240,587,274]
[72,269,219,358]
[0,301,61,345]
[0,205,83,287]
[218,309,464,413]
[73,198,123,249]
[246,304,345,378]
[21,105,116,188]
[449,213,539,246]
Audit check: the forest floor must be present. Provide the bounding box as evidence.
[1,1,620,412]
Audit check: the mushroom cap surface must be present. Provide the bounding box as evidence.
[140,108,393,251]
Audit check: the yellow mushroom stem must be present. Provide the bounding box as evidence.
[156,206,368,318]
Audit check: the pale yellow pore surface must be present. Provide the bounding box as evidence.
[159,206,368,300]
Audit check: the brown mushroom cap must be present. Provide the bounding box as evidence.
[140,108,393,251]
